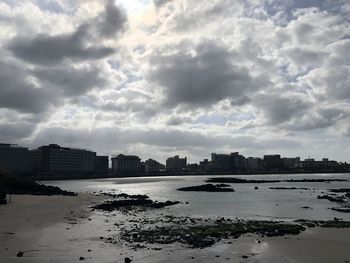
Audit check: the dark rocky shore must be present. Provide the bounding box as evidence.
[177,184,235,192]
[118,216,350,249]
[0,171,76,198]
[122,219,306,248]
[206,177,348,184]
[92,193,180,212]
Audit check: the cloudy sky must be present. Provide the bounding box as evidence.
[1,0,350,163]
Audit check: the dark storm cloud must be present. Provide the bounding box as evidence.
[7,25,115,66]
[288,107,346,131]
[96,0,127,38]
[148,40,270,108]
[7,1,127,66]
[32,126,301,155]
[0,122,36,141]
[33,66,106,97]
[0,61,53,113]
[254,93,311,125]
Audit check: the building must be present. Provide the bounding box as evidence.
[31,144,97,177]
[246,157,263,171]
[211,152,246,172]
[95,156,109,177]
[263,155,284,171]
[282,157,301,169]
[145,159,164,175]
[166,155,187,174]
[211,153,232,172]
[199,159,211,172]
[111,154,141,176]
[0,143,31,175]
[231,152,246,171]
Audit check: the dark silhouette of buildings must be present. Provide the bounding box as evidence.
[95,156,109,177]
[145,159,164,175]
[166,155,187,174]
[111,154,141,177]
[0,143,31,175]
[1,141,349,178]
[30,144,106,178]
[211,152,246,172]
[263,155,284,171]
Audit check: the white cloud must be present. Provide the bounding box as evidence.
[1,0,350,162]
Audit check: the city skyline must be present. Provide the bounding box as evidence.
[1,1,350,163]
[1,141,347,166]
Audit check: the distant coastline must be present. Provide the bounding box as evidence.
[35,170,350,181]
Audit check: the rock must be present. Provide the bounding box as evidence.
[79,256,85,260]
[17,251,24,257]
[125,257,132,263]
[177,184,235,192]
[254,186,259,190]
[242,255,249,259]
[317,195,346,203]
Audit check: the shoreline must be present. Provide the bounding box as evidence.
[1,194,350,262]
[35,171,350,181]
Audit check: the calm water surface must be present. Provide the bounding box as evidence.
[44,173,350,221]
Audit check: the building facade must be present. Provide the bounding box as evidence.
[0,143,31,175]
[95,156,109,177]
[166,155,187,174]
[31,144,97,177]
[263,155,284,171]
[111,154,141,176]
[211,152,245,172]
[145,159,164,175]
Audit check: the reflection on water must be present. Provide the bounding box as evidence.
[44,173,350,221]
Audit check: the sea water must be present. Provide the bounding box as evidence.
[44,173,350,221]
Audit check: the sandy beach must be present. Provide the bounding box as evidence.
[1,194,350,263]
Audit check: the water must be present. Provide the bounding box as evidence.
[44,173,350,221]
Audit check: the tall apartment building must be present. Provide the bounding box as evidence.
[211,153,232,172]
[111,154,141,176]
[166,155,187,174]
[31,144,97,177]
[263,155,284,171]
[211,152,246,172]
[0,143,31,175]
[246,157,263,171]
[95,156,109,177]
[282,157,301,169]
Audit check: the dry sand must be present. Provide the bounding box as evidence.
[0,194,350,263]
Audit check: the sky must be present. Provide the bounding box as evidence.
[0,0,350,163]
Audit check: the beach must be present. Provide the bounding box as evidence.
[1,189,350,263]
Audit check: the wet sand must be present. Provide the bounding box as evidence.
[0,194,350,263]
